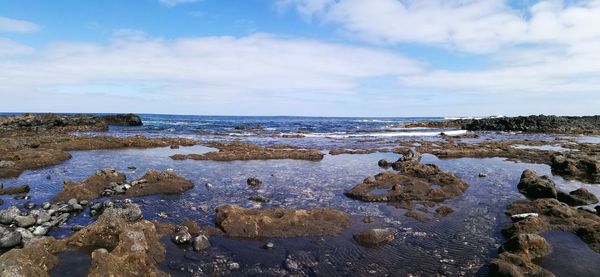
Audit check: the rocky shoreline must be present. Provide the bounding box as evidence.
[0,113,599,276]
[406,115,600,134]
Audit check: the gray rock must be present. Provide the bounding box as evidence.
[15,228,34,242]
[0,231,22,249]
[79,200,89,206]
[90,202,103,211]
[192,234,210,251]
[284,256,300,271]
[0,206,21,224]
[14,215,36,228]
[42,202,51,210]
[32,226,49,236]
[24,202,36,209]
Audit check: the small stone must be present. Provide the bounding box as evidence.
[79,200,89,206]
[478,173,488,177]
[0,206,21,224]
[127,166,137,170]
[199,205,209,213]
[247,177,262,187]
[103,201,113,208]
[205,183,214,189]
[123,199,133,204]
[46,175,51,180]
[42,202,51,210]
[378,159,390,168]
[32,226,49,236]
[172,227,192,244]
[67,199,78,206]
[170,145,180,149]
[248,195,268,203]
[90,202,103,211]
[264,242,274,249]
[0,231,22,249]
[158,212,169,218]
[192,234,210,251]
[24,202,36,209]
[227,262,240,270]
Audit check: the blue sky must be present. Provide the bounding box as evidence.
[0,0,599,116]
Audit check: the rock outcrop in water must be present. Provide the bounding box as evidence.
[516,169,598,206]
[0,204,169,276]
[345,151,468,207]
[0,113,143,134]
[100,113,143,126]
[491,169,600,276]
[53,169,194,202]
[551,154,600,184]
[171,141,324,161]
[407,115,600,134]
[215,204,351,238]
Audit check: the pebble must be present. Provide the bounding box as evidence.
[24,202,36,209]
[172,227,192,244]
[205,183,214,189]
[42,202,51,210]
[264,242,274,249]
[15,215,36,228]
[478,173,488,177]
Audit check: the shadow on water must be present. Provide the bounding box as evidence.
[539,231,600,276]
[50,250,91,277]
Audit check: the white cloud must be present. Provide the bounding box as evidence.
[0,38,35,56]
[0,32,422,115]
[281,0,600,53]
[0,16,40,33]
[159,0,200,7]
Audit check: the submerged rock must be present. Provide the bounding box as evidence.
[215,204,351,238]
[0,184,30,195]
[247,177,262,187]
[192,234,211,251]
[353,228,395,246]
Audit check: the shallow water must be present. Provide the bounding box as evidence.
[3,144,596,275]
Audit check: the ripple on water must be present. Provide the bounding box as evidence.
[2,142,597,276]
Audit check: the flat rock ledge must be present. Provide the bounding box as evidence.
[170,141,324,161]
[53,168,194,203]
[215,204,351,238]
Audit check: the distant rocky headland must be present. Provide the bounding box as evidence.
[406,115,600,134]
[0,113,142,134]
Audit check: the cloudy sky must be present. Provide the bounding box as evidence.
[1,0,599,117]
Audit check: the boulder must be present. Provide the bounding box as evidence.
[353,228,395,246]
[517,170,557,199]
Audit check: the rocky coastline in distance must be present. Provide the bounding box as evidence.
[405,115,600,134]
[0,113,142,134]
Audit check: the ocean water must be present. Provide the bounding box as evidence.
[2,114,600,276]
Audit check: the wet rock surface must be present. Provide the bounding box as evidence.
[53,169,193,202]
[0,184,30,195]
[411,115,600,134]
[0,134,197,179]
[0,204,169,277]
[345,153,468,206]
[215,204,351,238]
[170,141,324,161]
[551,154,600,184]
[100,113,143,126]
[353,228,395,246]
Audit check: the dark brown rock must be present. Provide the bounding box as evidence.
[215,204,351,238]
[170,141,323,161]
[517,170,557,199]
[353,228,395,246]
[0,184,30,195]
